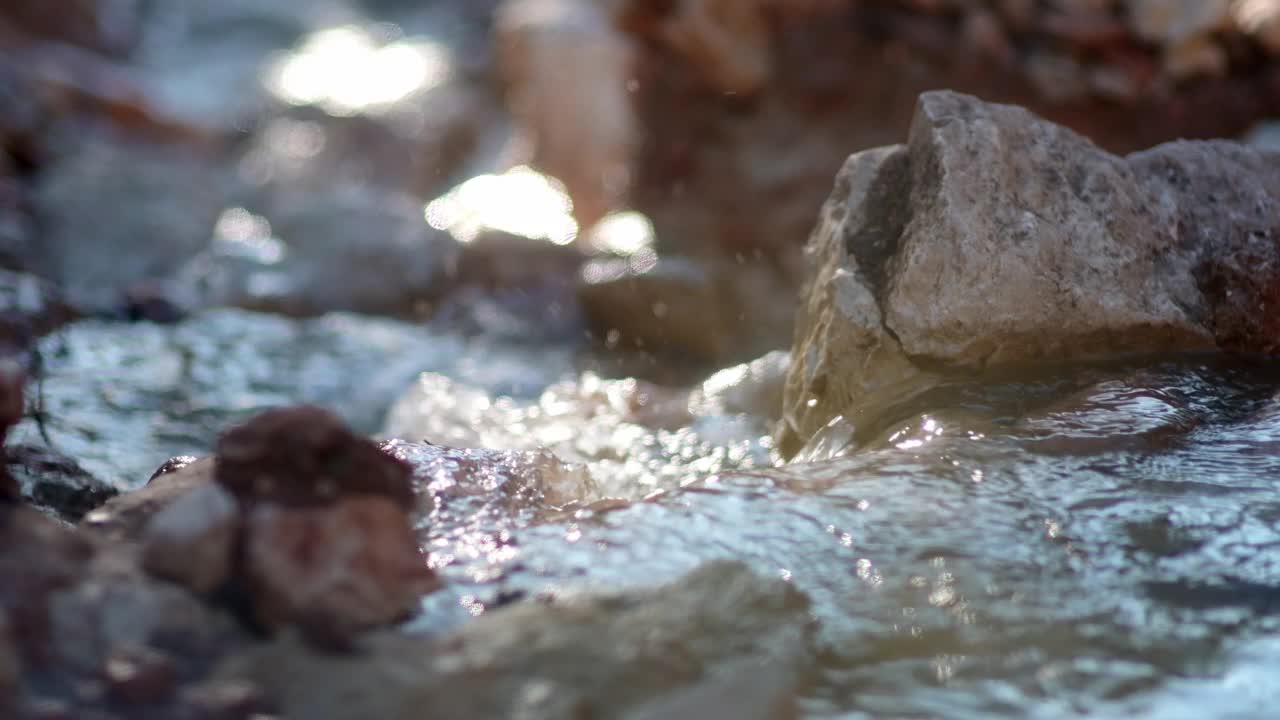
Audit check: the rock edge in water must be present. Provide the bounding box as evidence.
[779,90,1280,456]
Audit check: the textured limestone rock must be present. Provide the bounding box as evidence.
[779,91,1280,455]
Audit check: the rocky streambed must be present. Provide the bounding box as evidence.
[4,91,1280,719]
[5,2,1280,719]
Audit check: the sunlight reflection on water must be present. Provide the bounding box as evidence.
[264,24,453,115]
[425,165,578,245]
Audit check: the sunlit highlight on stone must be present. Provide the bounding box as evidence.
[425,166,578,245]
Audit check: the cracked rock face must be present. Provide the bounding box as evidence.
[779,91,1280,456]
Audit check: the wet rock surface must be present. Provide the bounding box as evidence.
[213,408,437,640]
[95,409,435,661]
[780,91,1280,454]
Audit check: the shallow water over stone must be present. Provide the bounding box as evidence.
[414,356,1280,718]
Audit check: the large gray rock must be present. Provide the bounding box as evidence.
[779,91,1280,456]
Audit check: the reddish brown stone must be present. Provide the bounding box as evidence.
[215,406,414,509]
[244,497,437,634]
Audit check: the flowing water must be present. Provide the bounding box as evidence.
[15,2,1280,716]
[22,312,1280,717]
[408,354,1280,718]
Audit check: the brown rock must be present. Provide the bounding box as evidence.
[496,0,636,229]
[215,406,414,509]
[244,497,436,634]
[141,481,240,595]
[147,456,200,484]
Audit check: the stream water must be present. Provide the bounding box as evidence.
[409,354,1280,718]
[18,312,1280,716]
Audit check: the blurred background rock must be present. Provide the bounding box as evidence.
[2,0,1276,371]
